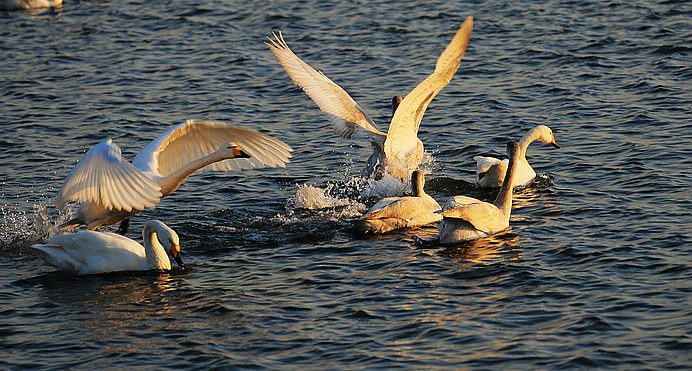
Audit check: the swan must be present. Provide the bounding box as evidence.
[353,170,442,234]
[57,119,293,233]
[266,16,473,182]
[32,220,184,275]
[438,141,520,244]
[474,125,559,188]
[1,0,61,10]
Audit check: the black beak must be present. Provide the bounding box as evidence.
[170,243,185,268]
[237,150,251,159]
[174,254,185,268]
[551,142,560,149]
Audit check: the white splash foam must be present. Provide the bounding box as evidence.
[293,184,353,210]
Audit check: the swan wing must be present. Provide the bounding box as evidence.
[474,156,505,173]
[363,196,403,219]
[56,139,163,212]
[266,31,387,146]
[440,201,506,234]
[384,16,473,162]
[365,196,441,221]
[133,119,293,177]
[474,156,509,186]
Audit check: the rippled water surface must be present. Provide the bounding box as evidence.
[1,0,691,368]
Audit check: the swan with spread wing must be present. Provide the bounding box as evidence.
[57,119,293,234]
[266,16,473,182]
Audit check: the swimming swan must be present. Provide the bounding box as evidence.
[57,119,293,233]
[0,0,61,10]
[475,125,559,188]
[438,141,520,243]
[32,220,184,275]
[266,16,473,182]
[353,170,442,234]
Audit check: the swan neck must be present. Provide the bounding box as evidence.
[158,151,227,196]
[412,174,425,197]
[493,152,519,215]
[143,223,170,270]
[518,129,539,159]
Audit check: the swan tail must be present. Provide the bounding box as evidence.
[32,244,80,274]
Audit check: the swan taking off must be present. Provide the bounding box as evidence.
[353,170,442,234]
[32,220,184,275]
[266,16,473,182]
[438,141,520,244]
[57,119,293,233]
[475,125,559,188]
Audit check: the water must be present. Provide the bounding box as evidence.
[1,0,691,368]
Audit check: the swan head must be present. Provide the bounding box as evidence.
[146,220,185,268]
[411,169,425,196]
[535,125,560,149]
[220,142,251,159]
[391,95,403,115]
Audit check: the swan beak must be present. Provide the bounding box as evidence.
[550,136,560,149]
[170,243,185,268]
[231,145,251,159]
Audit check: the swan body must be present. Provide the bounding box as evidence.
[267,16,473,182]
[1,0,61,10]
[475,125,559,188]
[353,170,442,234]
[32,220,184,275]
[439,141,520,244]
[57,119,293,231]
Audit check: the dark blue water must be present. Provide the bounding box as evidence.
[1,0,691,368]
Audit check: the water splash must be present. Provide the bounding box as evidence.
[293,184,354,210]
[0,201,79,254]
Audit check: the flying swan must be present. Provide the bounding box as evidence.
[353,170,442,234]
[266,16,473,182]
[33,220,184,275]
[438,141,520,243]
[474,125,559,188]
[57,119,293,233]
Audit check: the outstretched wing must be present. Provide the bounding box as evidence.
[385,16,473,164]
[132,119,293,177]
[56,139,162,212]
[267,31,387,146]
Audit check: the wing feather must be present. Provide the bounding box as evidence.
[132,120,293,178]
[56,139,162,211]
[385,16,473,162]
[266,31,386,146]
[440,195,507,234]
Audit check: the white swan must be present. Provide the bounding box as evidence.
[475,125,559,188]
[32,220,184,275]
[353,170,442,234]
[438,141,520,243]
[57,119,293,233]
[0,0,61,10]
[266,16,473,182]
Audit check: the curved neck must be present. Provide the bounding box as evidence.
[518,128,540,159]
[143,224,171,270]
[493,151,519,216]
[157,151,229,196]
